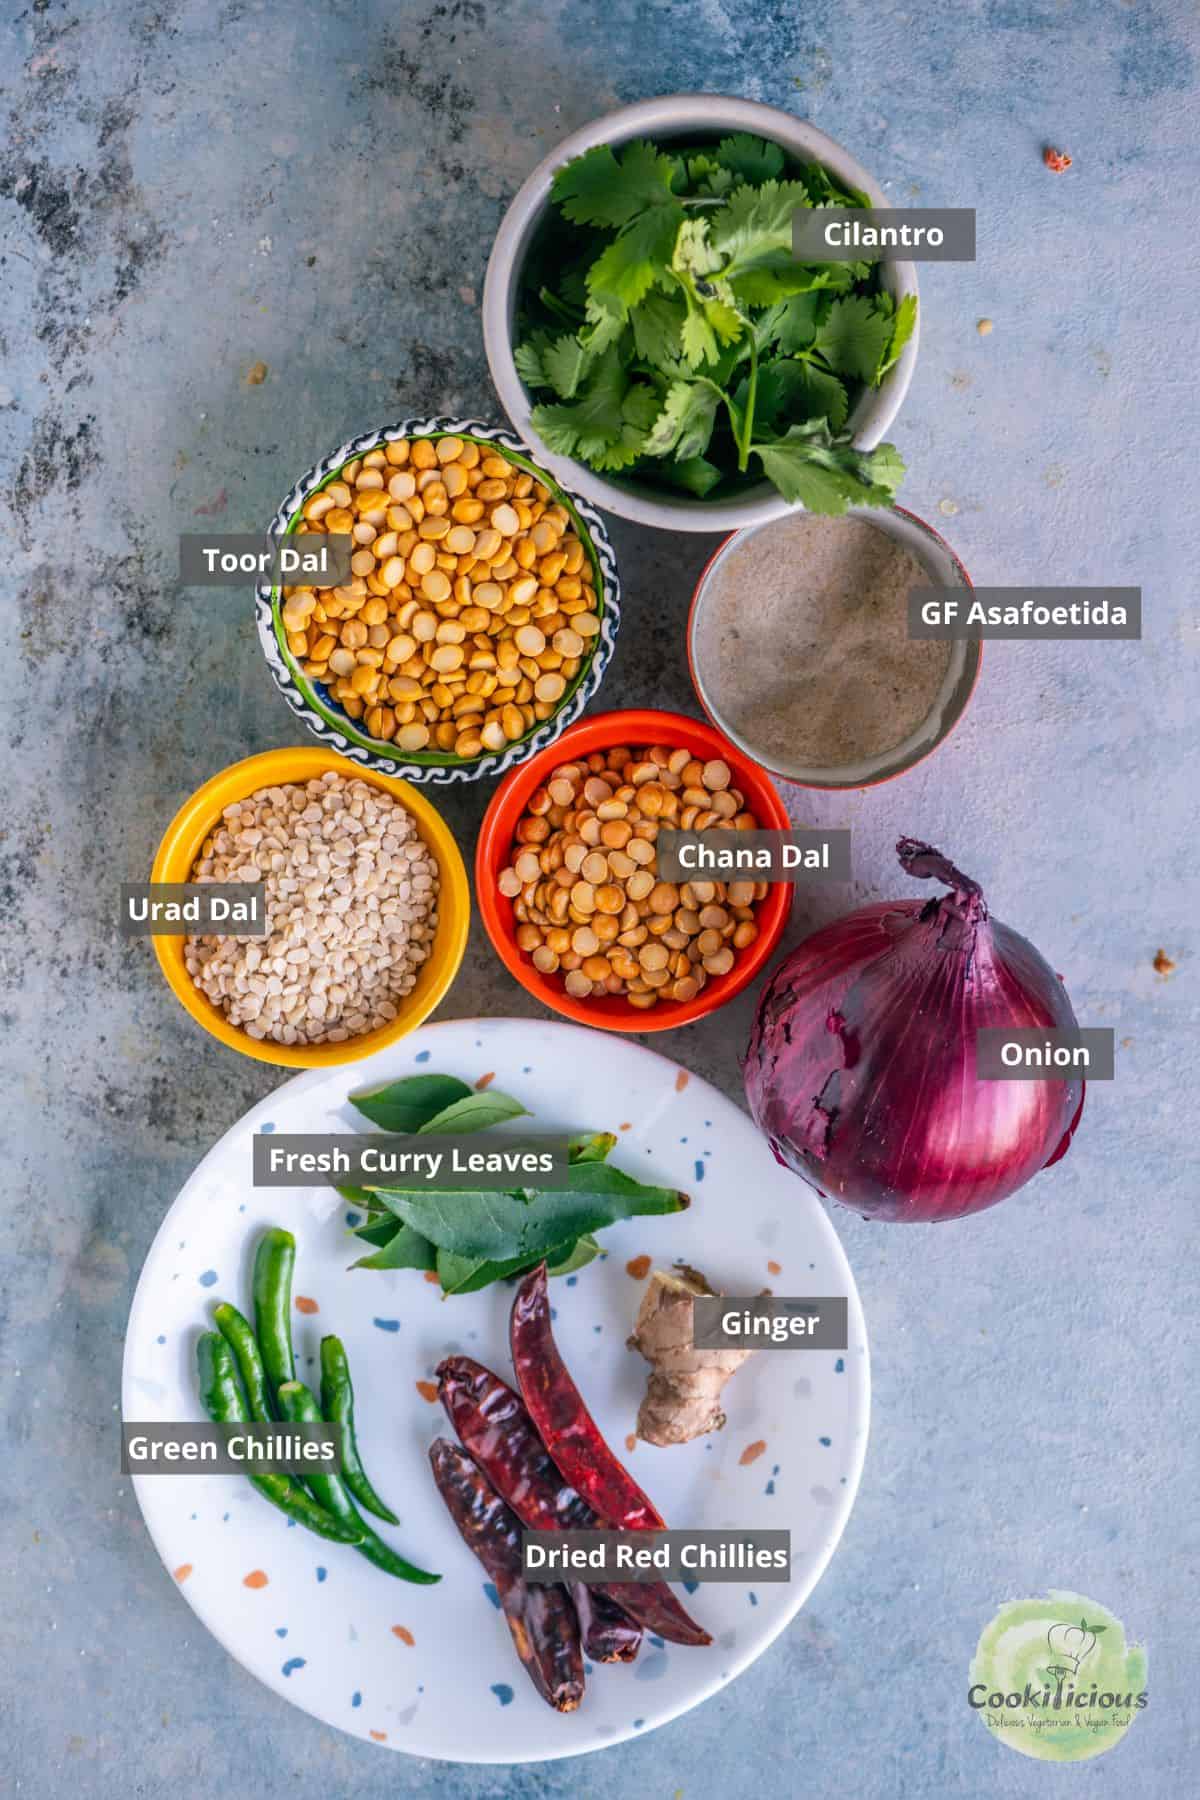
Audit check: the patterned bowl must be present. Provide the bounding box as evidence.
[256,417,621,783]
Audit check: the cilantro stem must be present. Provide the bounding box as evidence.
[737,333,758,473]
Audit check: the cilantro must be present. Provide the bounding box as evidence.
[814,294,896,383]
[552,139,678,227]
[631,289,686,365]
[715,132,786,185]
[753,428,905,513]
[514,133,914,511]
[876,291,918,380]
[773,290,826,352]
[710,180,811,273]
[643,378,724,461]
[750,358,848,433]
[588,202,685,311]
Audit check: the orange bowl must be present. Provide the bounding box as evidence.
[476,709,793,1033]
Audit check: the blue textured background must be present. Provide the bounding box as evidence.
[2,1,1196,1793]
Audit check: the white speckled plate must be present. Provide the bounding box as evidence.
[122,1018,869,1763]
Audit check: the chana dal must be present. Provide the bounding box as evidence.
[498,744,768,1012]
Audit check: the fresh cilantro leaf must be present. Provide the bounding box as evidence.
[716,133,786,185]
[728,256,837,307]
[673,216,723,277]
[875,291,918,381]
[590,382,664,471]
[820,259,873,293]
[774,290,825,352]
[656,454,724,496]
[552,139,678,228]
[800,162,871,210]
[537,283,585,327]
[814,293,896,383]
[530,347,631,461]
[588,202,684,311]
[748,359,848,433]
[580,292,626,352]
[710,180,810,273]
[673,268,745,369]
[541,334,593,399]
[630,288,686,365]
[518,130,909,512]
[789,362,849,430]
[753,427,905,512]
[513,331,553,388]
[686,153,736,197]
[643,378,723,460]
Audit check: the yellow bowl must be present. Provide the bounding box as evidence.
[150,747,470,1068]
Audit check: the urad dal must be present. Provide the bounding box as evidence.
[185,772,439,1046]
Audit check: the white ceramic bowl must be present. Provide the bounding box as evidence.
[688,504,980,788]
[483,94,919,534]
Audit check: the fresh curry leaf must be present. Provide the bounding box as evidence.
[374,1166,687,1262]
[350,1220,438,1272]
[546,1233,601,1274]
[417,1090,527,1134]
[349,1073,472,1133]
[567,1131,617,1164]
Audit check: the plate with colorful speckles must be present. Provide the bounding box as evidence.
[122,1016,869,1762]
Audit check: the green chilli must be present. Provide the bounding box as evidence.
[319,1335,399,1525]
[213,1301,273,1422]
[252,1228,296,1403]
[195,1332,362,1545]
[277,1379,439,1585]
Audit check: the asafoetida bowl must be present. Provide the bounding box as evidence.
[687,504,980,790]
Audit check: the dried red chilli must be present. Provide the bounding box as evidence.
[437,1354,711,1647]
[572,1585,644,1663]
[429,1438,584,1712]
[744,839,1086,1222]
[510,1263,668,1531]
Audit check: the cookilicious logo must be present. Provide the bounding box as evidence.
[968,1592,1148,1763]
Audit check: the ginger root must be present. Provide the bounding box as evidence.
[626,1263,755,1446]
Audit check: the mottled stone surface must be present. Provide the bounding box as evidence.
[2,0,1196,1793]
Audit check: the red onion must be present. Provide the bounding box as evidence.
[743,840,1086,1222]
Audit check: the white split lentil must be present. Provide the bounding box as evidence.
[184,771,439,1045]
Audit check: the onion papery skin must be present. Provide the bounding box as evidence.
[743,853,1085,1223]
